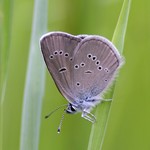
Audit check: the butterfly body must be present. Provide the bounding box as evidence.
[40,31,123,122]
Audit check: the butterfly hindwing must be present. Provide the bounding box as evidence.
[71,36,123,99]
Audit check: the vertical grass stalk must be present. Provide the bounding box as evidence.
[87,0,131,150]
[20,0,48,149]
[0,0,13,150]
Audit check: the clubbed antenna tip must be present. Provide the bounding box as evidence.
[57,128,61,134]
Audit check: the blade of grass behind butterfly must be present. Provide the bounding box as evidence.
[0,0,13,150]
[20,0,48,149]
[87,0,131,150]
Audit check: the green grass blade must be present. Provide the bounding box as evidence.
[19,0,48,149]
[87,1,131,150]
[0,0,13,150]
[112,0,131,52]
[0,0,13,102]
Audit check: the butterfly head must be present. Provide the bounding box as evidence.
[65,103,78,114]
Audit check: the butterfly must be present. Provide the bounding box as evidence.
[40,31,123,127]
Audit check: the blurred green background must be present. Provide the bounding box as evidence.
[1,0,150,150]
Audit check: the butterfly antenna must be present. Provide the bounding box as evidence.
[57,110,66,134]
[45,104,67,119]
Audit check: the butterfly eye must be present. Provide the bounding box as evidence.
[53,51,58,55]
[87,53,92,59]
[97,66,103,71]
[95,60,100,65]
[49,55,54,59]
[74,64,79,69]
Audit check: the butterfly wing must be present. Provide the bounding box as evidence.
[71,36,123,100]
[40,32,81,101]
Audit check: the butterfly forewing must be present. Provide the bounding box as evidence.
[72,36,123,99]
[40,32,81,101]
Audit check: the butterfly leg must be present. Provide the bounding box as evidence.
[81,111,96,123]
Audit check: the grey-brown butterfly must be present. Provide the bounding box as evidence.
[40,31,124,132]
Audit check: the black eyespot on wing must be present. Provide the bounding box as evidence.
[104,68,109,73]
[80,62,85,67]
[64,53,69,57]
[59,50,63,55]
[74,64,79,69]
[85,70,92,74]
[95,60,100,65]
[58,67,67,73]
[92,56,97,61]
[53,51,58,55]
[97,66,102,71]
[76,82,81,86]
[87,53,92,59]
[49,55,54,59]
